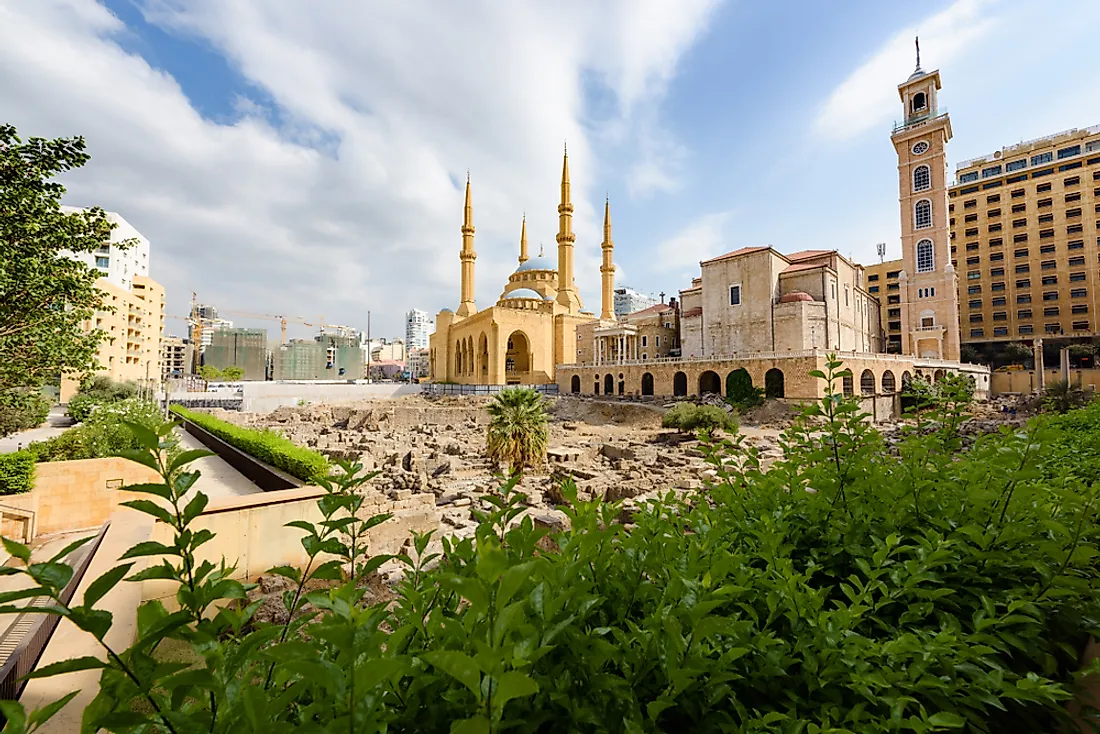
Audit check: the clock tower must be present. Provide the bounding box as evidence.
[890,40,960,361]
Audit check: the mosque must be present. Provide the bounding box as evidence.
[428,149,617,385]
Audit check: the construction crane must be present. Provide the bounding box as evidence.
[217,310,324,345]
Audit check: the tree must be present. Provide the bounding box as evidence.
[1043,379,1090,414]
[1003,341,1034,367]
[485,387,548,474]
[199,364,223,381]
[221,365,244,381]
[0,124,134,390]
[959,344,981,364]
[0,387,50,437]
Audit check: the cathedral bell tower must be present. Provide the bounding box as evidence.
[890,38,960,361]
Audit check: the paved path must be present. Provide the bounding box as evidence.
[0,406,73,453]
[173,429,261,500]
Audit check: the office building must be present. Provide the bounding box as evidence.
[405,309,434,350]
[613,288,659,320]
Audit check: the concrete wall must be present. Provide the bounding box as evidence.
[238,382,420,411]
[1,458,160,538]
[140,485,440,607]
[991,368,1100,394]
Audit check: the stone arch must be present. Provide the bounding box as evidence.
[901,370,912,387]
[764,368,785,398]
[934,368,945,382]
[673,371,688,397]
[455,340,462,376]
[604,374,614,395]
[478,332,489,380]
[505,330,531,376]
[724,368,752,401]
[881,370,896,393]
[466,337,474,376]
[699,370,721,395]
[860,369,875,395]
[641,372,654,396]
[842,373,854,396]
[594,375,600,395]
[571,375,580,394]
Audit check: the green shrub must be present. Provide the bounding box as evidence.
[66,375,138,422]
[29,398,170,462]
[170,404,328,482]
[0,388,50,438]
[5,357,1100,733]
[661,402,738,433]
[0,451,35,494]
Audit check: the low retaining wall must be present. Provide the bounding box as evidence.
[140,485,440,607]
[177,417,301,492]
[991,368,1100,395]
[1,458,160,538]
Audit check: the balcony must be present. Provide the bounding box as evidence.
[892,109,949,134]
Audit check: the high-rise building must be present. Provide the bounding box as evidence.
[61,210,164,400]
[949,125,1100,347]
[188,306,233,352]
[160,336,188,381]
[406,348,430,378]
[613,288,659,320]
[405,309,433,350]
[887,48,961,361]
[203,328,268,381]
[318,324,361,342]
[272,336,364,380]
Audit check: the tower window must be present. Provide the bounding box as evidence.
[912,91,927,112]
[916,239,934,273]
[914,200,932,230]
[913,165,931,192]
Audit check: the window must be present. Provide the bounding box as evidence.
[1037,182,1052,192]
[1070,256,1086,267]
[1039,198,1053,208]
[1018,309,1033,319]
[1039,213,1055,224]
[991,267,1005,277]
[641,335,647,347]
[729,285,741,305]
[964,199,977,209]
[967,270,981,280]
[1040,229,1055,239]
[1012,203,1026,213]
[1071,287,1088,297]
[913,165,931,192]
[1065,177,1081,188]
[868,274,879,282]
[982,165,1002,178]
[965,227,979,237]
[983,180,1003,190]
[968,299,982,309]
[95,256,109,268]
[1040,244,1056,254]
[959,172,979,184]
[915,200,932,229]
[1012,218,1027,228]
[1006,159,1027,172]
[968,285,982,294]
[1044,323,1061,334]
[869,285,879,293]
[988,207,1001,216]
[888,308,901,318]
[1011,188,1025,198]
[1068,239,1084,250]
[1031,152,1053,166]
[1017,294,1032,304]
[1043,291,1059,301]
[991,282,1006,292]
[988,223,1002,233]
[912,140,930,155]
[990,252,1004,262]
[1042,275,1058,285]
[965,242,979,251]
[888,295,901,304]
[987,194,1001,203]
[1014,234,1028,243]
[1014,248,1029,257]
[912,91,927,111]
[966,256,980,265]
[1016,264,1030,273]
[1016,279,1031,289]
[1057,145,1081,159]
[1019,325,1034,334]
[992,296,1007,306]
[1067,208,1082,217]
[1068,223,1084,234]
[969,314,984,323]
[887,283,899,291]
[916,239,934,272]
[1073,321,1090,331]
[656,336,661,347]
[971,328,985,337]
[964,213,978,223]
[1072,304,1089,314]
[1044,307,1060,317]
[994,327,1009,336]
[1041,260,1057,270]
[1008,174,1027,183]
[993,311,1008,321]
[990,237,1003,247]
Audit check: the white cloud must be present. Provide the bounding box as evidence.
[813,0,1002,142]
[0,0,720,336]
[652,212,730,277]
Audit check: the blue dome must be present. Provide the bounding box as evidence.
[516,256,555,272]
[439,308,453,313]
[503,288,542,299]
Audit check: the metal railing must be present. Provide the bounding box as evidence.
[892,110,949,134]
[0,522,110,709]
[559,349,987,371]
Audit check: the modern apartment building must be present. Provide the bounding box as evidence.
[405,309,433,350]
[949,125,1100,348]
[62,207,150,291]
[160,336,188,381]
[203,328,269,381]
[863,260,904,352]
[272,337,364,380]
[613,287,659,320]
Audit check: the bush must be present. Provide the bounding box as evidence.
[170,404,328,482]
[1042,379,1091,414]
[29,398,170,462]
[661,402,739,433]
[0,388,50,438]
[0,451,35,495]
[66,375,138,422]
[5,357,1100,732]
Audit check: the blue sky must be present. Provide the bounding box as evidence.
[2,0,1098,339]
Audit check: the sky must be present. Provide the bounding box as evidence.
[3,0,1099,341]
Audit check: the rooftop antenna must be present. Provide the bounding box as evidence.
[876,242,887,263]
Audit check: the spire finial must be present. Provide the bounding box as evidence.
[914,36,921,72]
[539,243,544,258]
[518,214,529,264]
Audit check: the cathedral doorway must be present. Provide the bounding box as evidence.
[571,375,581,394]
[764,368,785,398]
[641,373,654,396]
[673,371,688,396]
[699,370,721,395]
[604,374,614,395]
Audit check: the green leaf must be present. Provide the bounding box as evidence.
[0,700,26,733]
[450,715,490,734]
[118,448,160,472]
[181,492,209,525]
[423,650,483,701]
[68,607,113,639]
[928,712,967,729]
[83,563,134,608]
[169,449,214,473]
[47,535,95,564]
[2,536,31,564]
[24,656,106,679]
[492,670,539,715]
[27,690,80,727]
[122,420,159,450]
[126,562,179,583]
[27,561,73,591]
[119,499,174,524]
[120,541,177,559]
[119,481,172,499]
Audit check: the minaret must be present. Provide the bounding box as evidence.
[890,39,960,361]
[555,144,582,312]
[600,195,615,320]
[518,214,529,265]
[456,173,476,318]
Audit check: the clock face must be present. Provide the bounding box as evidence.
[912,141,930,155]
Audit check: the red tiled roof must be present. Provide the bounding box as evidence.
[700,246,769,265]
[682,307,703,318]
[780,261,827,274]
[786,249,832,261]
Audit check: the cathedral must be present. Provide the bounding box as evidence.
[429,149,617,385]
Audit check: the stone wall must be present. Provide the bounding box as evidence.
[1,458,160,538]
[991,368,1100,395]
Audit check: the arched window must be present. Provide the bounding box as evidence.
[916,239,934,273]
[912,91,927,112]
[913,165,931,192]
[914,200,932,230]
[860,369,876,395]
[881,370,896,393]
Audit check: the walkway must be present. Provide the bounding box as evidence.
[0,407,73,453]
[173,430,261,500]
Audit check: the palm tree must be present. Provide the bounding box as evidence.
[486,387,548,474]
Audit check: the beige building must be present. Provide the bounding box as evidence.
[429,150,597,385]
[160,336,187,381]
[575,300,681,366]
[949,125,1100,347]
[677,247,882,358]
